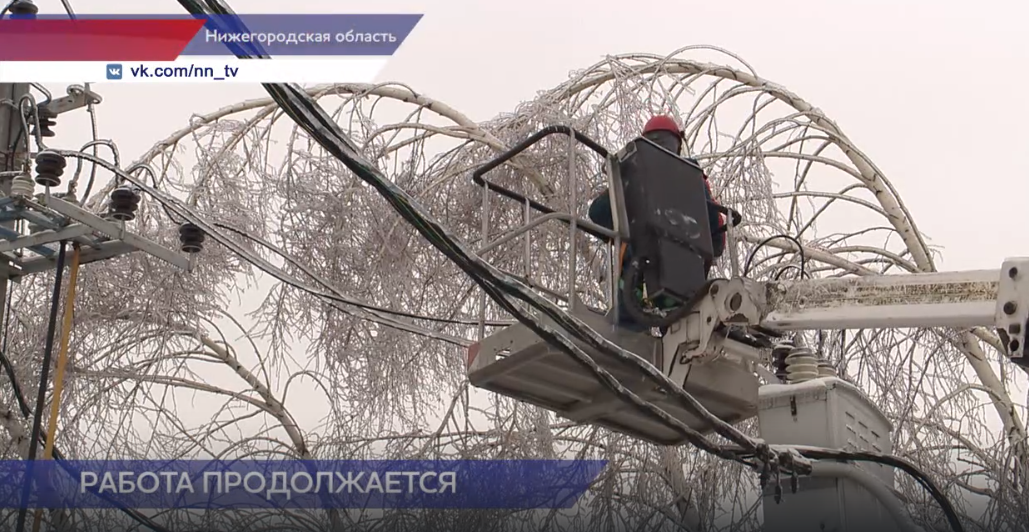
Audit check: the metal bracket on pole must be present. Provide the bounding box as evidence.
[38,85,102,117]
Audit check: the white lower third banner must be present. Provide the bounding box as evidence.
[0,57,389,83]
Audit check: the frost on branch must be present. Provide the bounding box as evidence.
[0,48,1024,531]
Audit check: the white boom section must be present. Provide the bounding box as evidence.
[467,258,1029,446]
[761,258,1028,365]
[664,257,1029,373]
[762,268,999,330]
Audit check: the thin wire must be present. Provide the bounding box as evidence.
[0,340,170,532]
[214,222,511,327]
[19,93,46,151]
[69,139,118,198]
[31,245,81,532]
[61,151,483,347]
[58,0,74,18]
[78,83,100,200]
[28,83,51,105]
[60,135,759,465]
[15,241,67,532]
[743,234,806,277]
[41,4,965,528]
[0,282,28,416]
[125,163,177,221]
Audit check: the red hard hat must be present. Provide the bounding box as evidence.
[642,115,681,135]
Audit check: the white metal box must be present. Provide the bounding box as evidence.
[758,378,899,532]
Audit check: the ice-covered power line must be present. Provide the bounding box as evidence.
[159,4,981,532]
[1,4,1022,530]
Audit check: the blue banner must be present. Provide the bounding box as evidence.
[23,14,422,56]
[186,14,421,56]
[0,460,606,509]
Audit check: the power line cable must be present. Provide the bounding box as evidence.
[15,241,67,532]
[51,4,964,529]
[179,0,769,463]
[61,150,487,348]
[250,66,970,532]
[743,234,806,277]
[0,338,170,532]
[65,76,965,532]
[107,161,508,332]
[62,104,759,468]
[211,221,511,327]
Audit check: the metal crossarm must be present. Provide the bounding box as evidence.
[0,194,190,280]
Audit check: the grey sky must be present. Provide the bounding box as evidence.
[54,0,1029,272]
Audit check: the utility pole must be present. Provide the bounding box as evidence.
[1,4,193,530]
[0,0,35,372]
[4,4,40,532]
[1,79,30,532]
[0,81,25,298]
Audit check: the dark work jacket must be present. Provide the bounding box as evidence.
[588,159,725,274]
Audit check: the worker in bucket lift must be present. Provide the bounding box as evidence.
[587,114,727,332]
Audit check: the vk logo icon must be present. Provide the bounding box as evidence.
[106,64,122,80]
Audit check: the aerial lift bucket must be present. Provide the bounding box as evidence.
[466,126,759,446]
[466,305,760,446]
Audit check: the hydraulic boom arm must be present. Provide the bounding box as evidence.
[464,124,1029,451]
[665,257,1029,371]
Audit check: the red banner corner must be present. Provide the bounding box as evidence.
[0,19,207,61]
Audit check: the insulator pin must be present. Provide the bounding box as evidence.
[771,342,792,383]
[785,345,819,384]
[33,150,66,188]
[8,0,39,16]
[178,222,205,253]
[108,185,141,221]
[32,104,56,138]
[10,171,34,197]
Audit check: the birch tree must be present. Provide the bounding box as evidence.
[0,48,1023,532]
